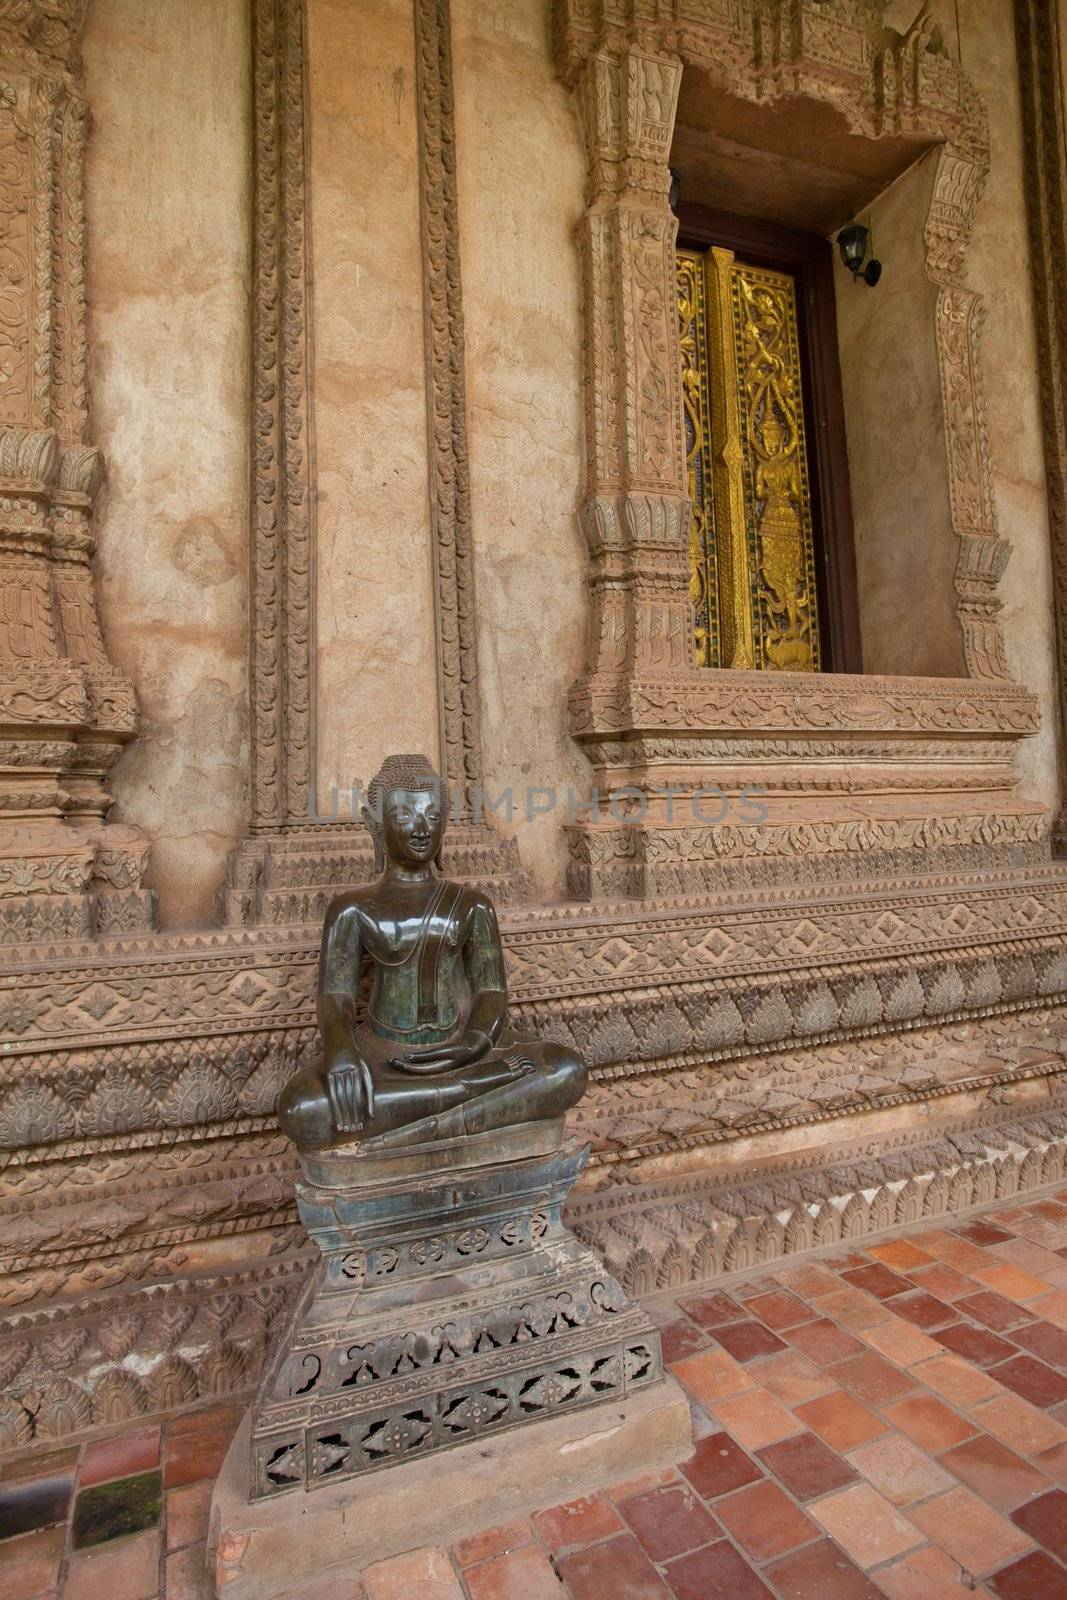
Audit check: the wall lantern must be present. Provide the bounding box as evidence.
[837,222,882,287]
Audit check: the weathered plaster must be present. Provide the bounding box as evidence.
[307,0,440,807]
[84,0,251,926]
[452,0,589,895]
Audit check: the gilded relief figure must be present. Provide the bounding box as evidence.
[278,754,587,1155]
[753,411,812,671]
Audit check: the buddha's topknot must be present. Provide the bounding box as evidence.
[363,754,448,871]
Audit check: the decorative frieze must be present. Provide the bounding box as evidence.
[0,4,152,942]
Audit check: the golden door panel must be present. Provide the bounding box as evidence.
[676,247,822,672]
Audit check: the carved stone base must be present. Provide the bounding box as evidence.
[209,1379,690,1598]
[241,1138,675,1498]
[221,820,532,926]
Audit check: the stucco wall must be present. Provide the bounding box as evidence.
[835,151,964,679]
[85,0,251,926]
[452,0,589,895]
[307,0,441,810]
[833,0,1059,816]
[962,0,1059,817]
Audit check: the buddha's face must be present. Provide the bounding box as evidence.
[381,787,444,869]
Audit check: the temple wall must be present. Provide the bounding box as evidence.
[307,0,441,811]
[84,0,252,926]
[835,0,1059,816]
[966,0,1060,817]
[77,0,1063,922]
[834,152,961,680]
[451,0,589,895]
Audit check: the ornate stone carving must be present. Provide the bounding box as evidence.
[553,0,1031,896]
[1015,0,1067,849]
[224,0,525,922]
[0,2,152,943]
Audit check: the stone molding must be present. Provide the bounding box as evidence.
[3,1078,1066,1451]
[414,0,485,795]
[1016,0,1067,849]
[0,1,152,943]
[223,0,520,922]
[551,0,1029,892]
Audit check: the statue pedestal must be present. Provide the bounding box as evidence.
[207,1135,690,1597]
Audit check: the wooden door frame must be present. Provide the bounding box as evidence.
[675,201,863,674]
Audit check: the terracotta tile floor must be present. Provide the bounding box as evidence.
[9,1194,1067,1596]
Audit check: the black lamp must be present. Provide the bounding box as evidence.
[837,222,882,287]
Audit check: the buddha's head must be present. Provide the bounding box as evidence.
[363,753,449,873]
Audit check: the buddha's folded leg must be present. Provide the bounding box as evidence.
[277,1067,335,1150]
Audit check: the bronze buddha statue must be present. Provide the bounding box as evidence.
[278,754,587,1156]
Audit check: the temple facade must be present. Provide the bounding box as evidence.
[4,0,1067,1462]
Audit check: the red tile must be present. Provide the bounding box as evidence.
[906,1263,973,1301]
[679,1291,744,1329]
[810,1483,923,1568]
[784,1318,865,1365]
[164,1403,242,1488]
[665,1538,774,1600]
[939,1433,1052,1510]
[775,1263,846,1299]
[890,1291,958,1330]
[958,1221,1015,1246]
[711,1386,802,1449]
[531,1493,621,1556]
[846,1433,955,1507]
[994,1355,1067,1408]
[81,1426,162,1489]
[956,1291,1033,1332]
[756,1431,857,1500]
[749,1350,833,1408]
[660,1316,711,1364]
[680,1432,762,1500]
[909,1486,1034,1575]
[971,1263,1050,1303]
[164,1541,209,1600]
[878,1541,997,1598]
[866,1240,934,1270]
[858,1319,943,1367]
[910,1351,1002,1407]
[556,1532,670,1599]
[880,1394,977,1453]
[1034,1441,1067,1484]
[989,1549,1067,1598]
[0,1447,78,1487]
[464,1544,564,1600]
[1012,1320,1067,1368]
[811,1288,890,1331]
[832,1352,916,1407]
[618,1481,720,1563]
[764,1537,882,1599]
[974,1392,1067,1456]
[842,1264,910,1299]
[935,1320,1017,1365]
[365,1547,463,1599]
[1011,1487,1067,1562]
[0,1525,64,1600]
[712,1320,787,1363]
[63,1529,161,1600]
[165,1478,213,1551]
[453,1518,532,1567]
[670,1346,752,1409]
[715,1478,818,1561]
[794,1391,887,1452]
[743,1290,814,1330]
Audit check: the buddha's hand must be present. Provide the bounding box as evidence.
[326,1061,367,1134]
[390,1030,491,1075]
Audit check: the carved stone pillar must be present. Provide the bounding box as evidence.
[571,47,694,727]
[0,3,152,944]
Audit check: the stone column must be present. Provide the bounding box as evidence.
[0,3,151,944]
[570,47,694,734]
